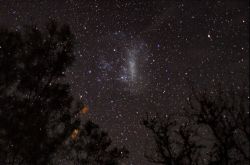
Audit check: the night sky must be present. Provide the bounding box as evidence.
[0,0,249,164]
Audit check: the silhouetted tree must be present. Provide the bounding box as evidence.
[143,114,202,165]
[143,88,249,165]
[187,88,249,165]
[54,121,129,165]
[0,21,128,165]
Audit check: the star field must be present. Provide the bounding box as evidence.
[0,0,249,164]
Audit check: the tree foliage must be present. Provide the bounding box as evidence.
[56,121,129,165]
[0,21,128,165]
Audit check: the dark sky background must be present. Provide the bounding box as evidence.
[0,0,249,164]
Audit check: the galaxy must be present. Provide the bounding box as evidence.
[0,0,249,164]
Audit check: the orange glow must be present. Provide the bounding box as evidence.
[80,105,89,114]
[70,128,80,140]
